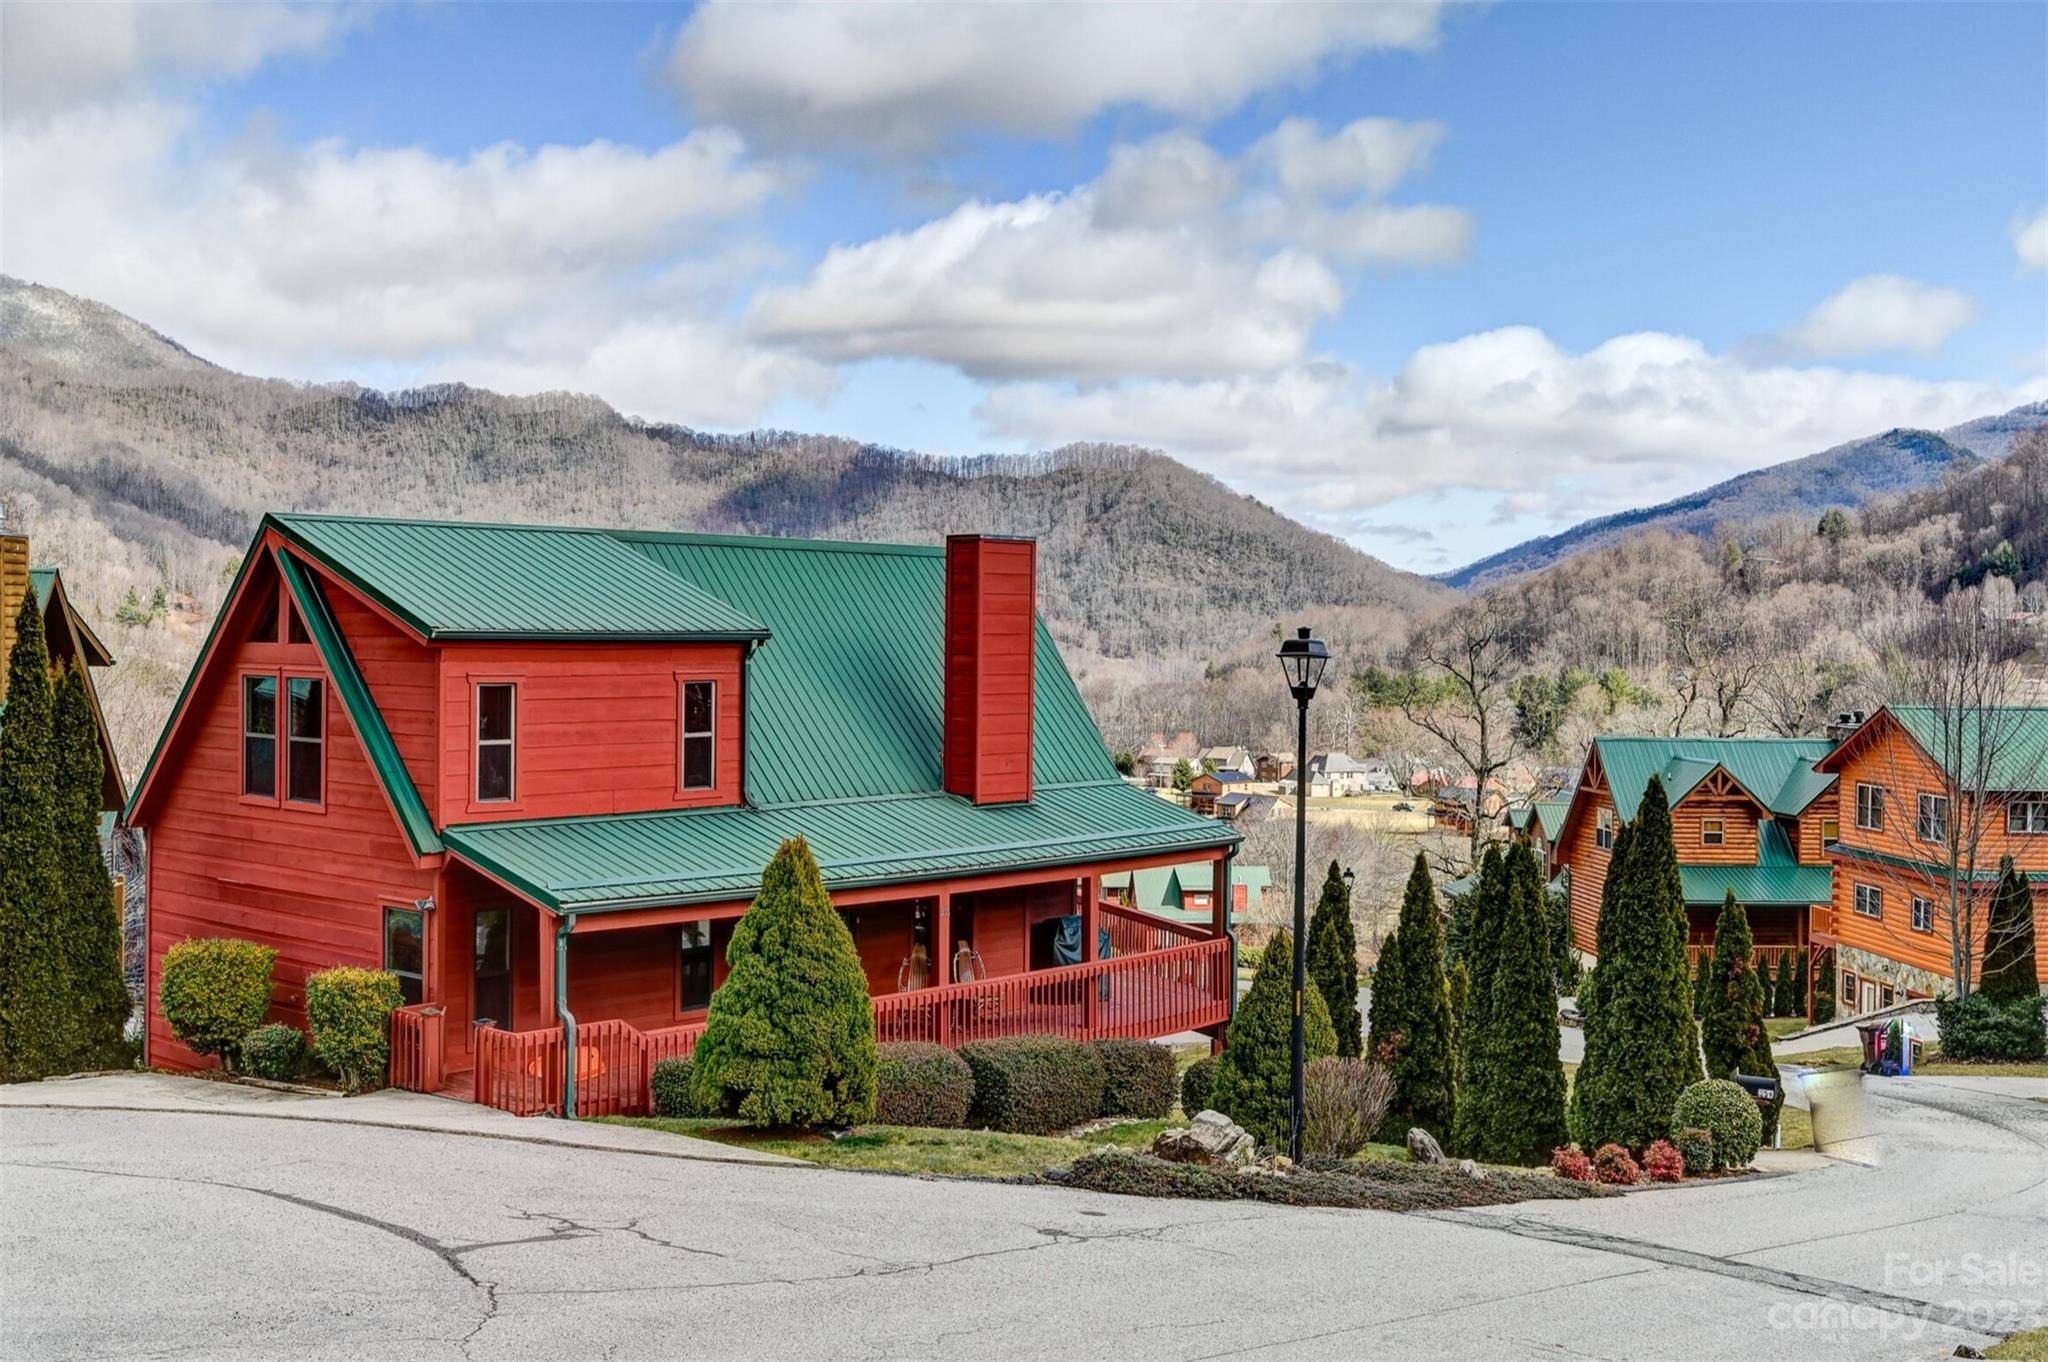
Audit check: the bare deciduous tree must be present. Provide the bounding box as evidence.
[1398,594,1531,868]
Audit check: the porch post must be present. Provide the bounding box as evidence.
[538,907,558,1025]
[1083,873,1102,1033]
[1213,848,1236,1056]
[934,891,953,1048]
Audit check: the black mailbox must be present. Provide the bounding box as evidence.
[1732,1071,1779,1109]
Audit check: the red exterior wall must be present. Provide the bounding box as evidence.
[434,640,746,824]
[325,580,439,802]
[143,550,436,1070]
[944,535,1035,805]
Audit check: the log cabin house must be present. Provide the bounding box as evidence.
[1,535,126,814]
[125,515,1241,1117]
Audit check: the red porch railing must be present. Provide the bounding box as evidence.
[1686,943,1802,975]
[474,1024,563,1117]
[388,1004,446,1093]
[1102,901,1213,956]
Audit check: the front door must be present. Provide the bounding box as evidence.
[473,906,513,1031]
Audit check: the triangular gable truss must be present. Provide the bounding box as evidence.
[1682,764,1769,814]
[36,570,126,809]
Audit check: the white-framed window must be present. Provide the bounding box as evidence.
[1855,782,1885,831]
[1916,793,1948,843]
[241,674,277,799]
[1853,883,1883,919]
[1821,818,1840,846]
[1596,807,1615,850]
[475,682,517,803]
[2008,801,2048,834]
[1842,969,1858,1004]
[1910,896,1934,933]
[1701,818,1724,846]
[680,680,716,791]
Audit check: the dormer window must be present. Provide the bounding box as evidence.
[475,682,517,803]
[680,680,716,791]
[242,675,277,798]
[1701,818,1724,846]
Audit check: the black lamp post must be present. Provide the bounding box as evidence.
[1276,625,1331,1162]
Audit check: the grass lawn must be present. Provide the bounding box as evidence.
[1988,1327,2048,1360]
[1777,1105,1813,1152]
[1764,1018,1808,1041]
[1775,1046,2048,1079]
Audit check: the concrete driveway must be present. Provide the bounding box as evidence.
[3,1072,2042,1361]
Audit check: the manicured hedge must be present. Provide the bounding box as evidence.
[1671,1078,1762,1170]
[241,1024,307,1082]
[1090,1038,1177,1119]
[875,1043,975,1127]
[159,938,276,1067]
[1935,992,2046,1062]
[1180,1056,1217,1116]
[959,1035,1106,1134]
[1673,1126,1715,1177]
[305,966,402,1094]
[651,1057,701,1117]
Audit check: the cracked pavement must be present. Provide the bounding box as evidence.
[3,1073,2043,1360]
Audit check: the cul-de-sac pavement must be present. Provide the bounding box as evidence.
[4,1070,2042,1362]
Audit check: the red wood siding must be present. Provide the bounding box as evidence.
[944,535,1035,805]
[144,554,435,1070]
[324,577,439,802]
[435,641,746,824]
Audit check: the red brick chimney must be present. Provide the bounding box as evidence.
[943,535,1036,805]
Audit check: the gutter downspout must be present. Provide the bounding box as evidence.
[557,913,578,1118]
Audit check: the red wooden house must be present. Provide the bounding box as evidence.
[126,516,1240,1116]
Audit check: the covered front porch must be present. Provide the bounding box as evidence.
[390,853,1237,1118]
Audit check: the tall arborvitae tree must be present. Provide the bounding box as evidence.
[1772,952,1797,1020]
[1692,950,1711,1018]
[1383,854,1456,1143]
[1569,820,1632,1146]
[1547,871,1581,993]
[1700,892,1781,1142]
[1812,949,1836,1025]
[1447,959,1471,1088]
[1791,949,1810,1024]
[1473,840,1569,1164]
[1572,777,1702,1151]
[1451,845,1508,1154]
[0,588,68,1080]
[1306,861,1362,1058]
[1979,857,2041,1003]
[1213,928,1337,1147]
[1444,881,1474,969]
[53,661,132,1068]
[1364,923,1404,1063]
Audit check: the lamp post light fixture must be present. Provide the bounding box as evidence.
[1276,625,1330,1163]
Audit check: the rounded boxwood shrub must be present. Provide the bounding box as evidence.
[304,966,403,1094]
[1090,1038,1177,1118]
[1180,1056,1218,1116]
[650,1057,701,1117]
[1671,1078,1763,1170]
[1935,992,2046,1062]
[1673,1126,1715,1176]
[875,1043,974,1127]
[959,1035,1106,1134]
[159,937,276,1068]
[241,1023,307,1082]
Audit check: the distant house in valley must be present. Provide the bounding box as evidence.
[1307,751,1383,797]
[1217,791,1280,824]
[1506,797,1574,877]
[1106,861,1273,923]
[1188,767,1253,816]
[1254,751,1293,782]
[1138,729,1202,787]
[1198,745,1256,778]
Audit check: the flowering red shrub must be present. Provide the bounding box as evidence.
[1550,1146,1594,1182]
[1641,1139,1686,1183]
[1593,1143,1641,1185]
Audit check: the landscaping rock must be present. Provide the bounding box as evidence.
[1406,1127,1445,1164]
[1153,1110,1254,1167]
[1457,1158,1488,1182]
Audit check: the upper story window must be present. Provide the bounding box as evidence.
[475,683,517,803]
[1915,793,1948,843]
[1595,807,1615,850]
[286,677,324,805]
[1910,896,1935,933]
[2008,801,2048,834]
[1821,818,1840,846]
[1853,883,1883,919]
[680,680,716,791]
[1855,782,1885,832]
[1701,818,1725,846]
[242,675,277,798]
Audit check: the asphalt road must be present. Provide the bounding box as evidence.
[3,1074,2044,1361]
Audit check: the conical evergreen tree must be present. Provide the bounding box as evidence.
[1447,959,1471,1089]
[1212,928,1337,1147]
[1812,948,1836,1025]
[1364,924,1404,1062]
[1979,857,2041,1003]
[1572,777,1702,1151]
[691,837,877,1126]
[1791,948,1810,1024]
[1306,861,1362,1057]
[53,662,132,1069]
[1692,949,1711,1018]
[1383,854,1456,1143]
[1569,819,1631,1145]
[1473,840,1570,1164]
[1451,845,1508,1154]
[1700,892,1781,1141]
[1771,951,1797,1020]
[1547,871,1580,993]
[0,588,68,1080]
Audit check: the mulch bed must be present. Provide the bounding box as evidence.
[1049,1151,1619,1211]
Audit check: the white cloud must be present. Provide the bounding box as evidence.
[1788,274,1977,358]
[2016,208,2048,271]
[1256,116,1448,198]
[0,0,359,118]
[977,326,2048,529]
[664,1,1455,151]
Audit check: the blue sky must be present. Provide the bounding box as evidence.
[4,1,2044,572]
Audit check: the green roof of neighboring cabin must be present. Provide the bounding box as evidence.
[1103,861,1272,918]
[29,567,114,666]
[1882,705,2048,792]
[1593,735,1836,821]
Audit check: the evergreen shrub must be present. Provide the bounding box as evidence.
[159,938,276,1068]
[960,1035,1105,1133]
[1180,1056,1218,1116]
[241,1023,307,1082]
[305,966,402,1093]
[875,1043,975,1127]
[1090,1038,1177,1118]
[650,1057,701,1117]
[1672,1079,1763,1169]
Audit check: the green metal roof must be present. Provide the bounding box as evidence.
[444,779,1236,911]
[1594,736,1837,822]
[29,567,114,666]
[1533,798,1571,840]
[1884,705,2048,793]
[277,550,440,858]
[1103,861,1272,914]
[269,514,770,642]
[615,532,1114,804]
[1679,863,1833,907]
